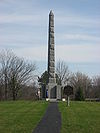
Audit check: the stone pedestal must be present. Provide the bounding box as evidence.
[46,83,57,99]
[56,85,62,100]
[46,84,62,100]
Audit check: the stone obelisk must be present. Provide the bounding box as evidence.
[41,11,61,100]
[48,10,56,84]
[47,10,57,99]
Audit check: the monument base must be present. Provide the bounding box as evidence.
[40,84,62,100]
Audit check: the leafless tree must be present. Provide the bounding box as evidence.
[56,60,70,85]
[0,50,13,100]
[93,76,100,87]
[0,70,4,100]
[0,50,36,100]
[92,76,100,98]
[70,72,92,98]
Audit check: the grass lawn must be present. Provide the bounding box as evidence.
[0,100,48,133]
[59,101,100,133]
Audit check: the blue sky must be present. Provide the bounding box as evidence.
[0,0,100,77]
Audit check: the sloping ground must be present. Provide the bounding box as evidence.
[59,101,100,133]
[0,101,48,133]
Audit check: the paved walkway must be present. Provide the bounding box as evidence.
[33,102,61,133]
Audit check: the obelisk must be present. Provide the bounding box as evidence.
[48,10,56,84]
[47,10,57,99]
[40,10,62,100]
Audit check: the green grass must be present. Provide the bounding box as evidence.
[59,101,100,133]
[0,100,48,133]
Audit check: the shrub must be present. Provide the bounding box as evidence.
[75,87,85,101]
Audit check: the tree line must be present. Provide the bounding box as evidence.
[0,50,100,101]
[39,61,100,101]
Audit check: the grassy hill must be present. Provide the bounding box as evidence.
[59,101,100,133]
[0,101,48,133]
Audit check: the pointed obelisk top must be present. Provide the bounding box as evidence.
[49,10,54,16]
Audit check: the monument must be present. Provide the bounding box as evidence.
[41,10,62,100]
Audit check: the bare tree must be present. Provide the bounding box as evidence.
[70,72,92,98]
[56,60,70,85]
[92,76,100,98]
[0,50,36,100]
[0,50,13,100]
[0,70,4,100]
[93,76,100,87]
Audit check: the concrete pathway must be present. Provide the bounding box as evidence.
[33,102,61,133]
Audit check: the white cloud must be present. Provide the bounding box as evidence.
[14,46,48,62]
[0,10,99,29]
[0,14,46,25]
[0,34,38,44]
[13,44,100,63]
[57,34,100,42]
[56,44,100,63]
[0,1,99,64]
[56,15,100,28]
